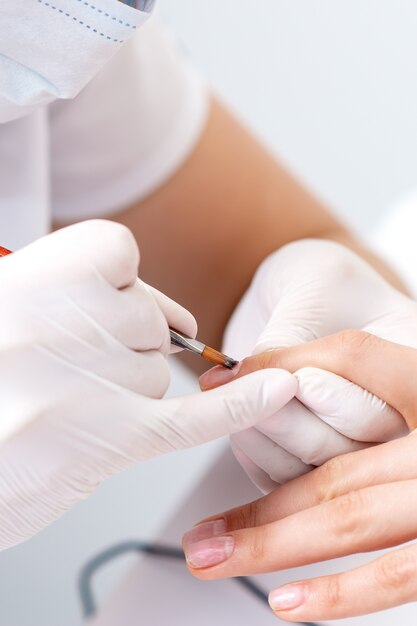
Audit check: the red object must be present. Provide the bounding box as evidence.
[0,247,12,257]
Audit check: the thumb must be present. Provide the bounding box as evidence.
[250,240,343,353]
[252,239,396,354]
[139,369,297,457]
[253,272,334,353]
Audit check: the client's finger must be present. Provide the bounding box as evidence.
[204,432,417,532]
[184,479,417,579]
[203,331,417,427]
[269,543,417,621]
[200,350,287,390]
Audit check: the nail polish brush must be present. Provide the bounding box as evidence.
[0,246,238,370]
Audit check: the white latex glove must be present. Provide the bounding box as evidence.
[0,220,296,550]
[217,239,417,493]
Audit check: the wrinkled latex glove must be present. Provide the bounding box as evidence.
[0,220,297,549]
[202,239,417,493]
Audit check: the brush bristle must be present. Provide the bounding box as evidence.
[0,247,12,257]
[202,346,238,369]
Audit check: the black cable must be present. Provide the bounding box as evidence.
[79,541,184,617]
[234,577,316,626]
[79,541,320,626]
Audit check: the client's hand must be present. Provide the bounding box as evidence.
[185,331,417,621]
[203,240,417,492]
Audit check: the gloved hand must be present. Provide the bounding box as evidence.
[0,220,297,549]
[200,239,417,493]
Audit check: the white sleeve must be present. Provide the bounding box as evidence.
[50,18,209,222]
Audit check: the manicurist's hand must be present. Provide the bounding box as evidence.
[185,331,417,621]
[0,220,297,550]
[205,240,417,492]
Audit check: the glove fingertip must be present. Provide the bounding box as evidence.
[230,439,278,494]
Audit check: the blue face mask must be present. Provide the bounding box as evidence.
[0,0,154,123]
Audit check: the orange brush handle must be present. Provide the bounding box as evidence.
[0,247,12,257]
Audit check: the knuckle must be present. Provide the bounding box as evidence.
[248,525,268,562]
[226,501,260,532]
[87,220,139,284]
[74,220,139,271]
[319,575,342,609]
[403,403,417,431]
[336,329,376,356]
[396,366,417,428]
[245,500,262,528]
[254,351,281,371]
[313,455,346,503]
[104,221,139,263]
[374,551,416,592]
[328,490,366,537]
[77,218,129,241]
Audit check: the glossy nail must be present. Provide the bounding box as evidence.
[269,584,308,612]
[182,519,226,548]
[199,362,241,390]
[184,536,235,569]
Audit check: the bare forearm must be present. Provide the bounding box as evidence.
[56,97,405,372]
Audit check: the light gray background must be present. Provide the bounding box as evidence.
[1,2,417,624]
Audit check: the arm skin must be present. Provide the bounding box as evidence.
[55,97,405,373]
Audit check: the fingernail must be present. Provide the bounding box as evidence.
[269,584,309,612]
[182,519,226,548]
[184,536,235,569]
[199,362,241,389]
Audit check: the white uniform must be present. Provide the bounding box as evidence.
[0,3,208,249]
